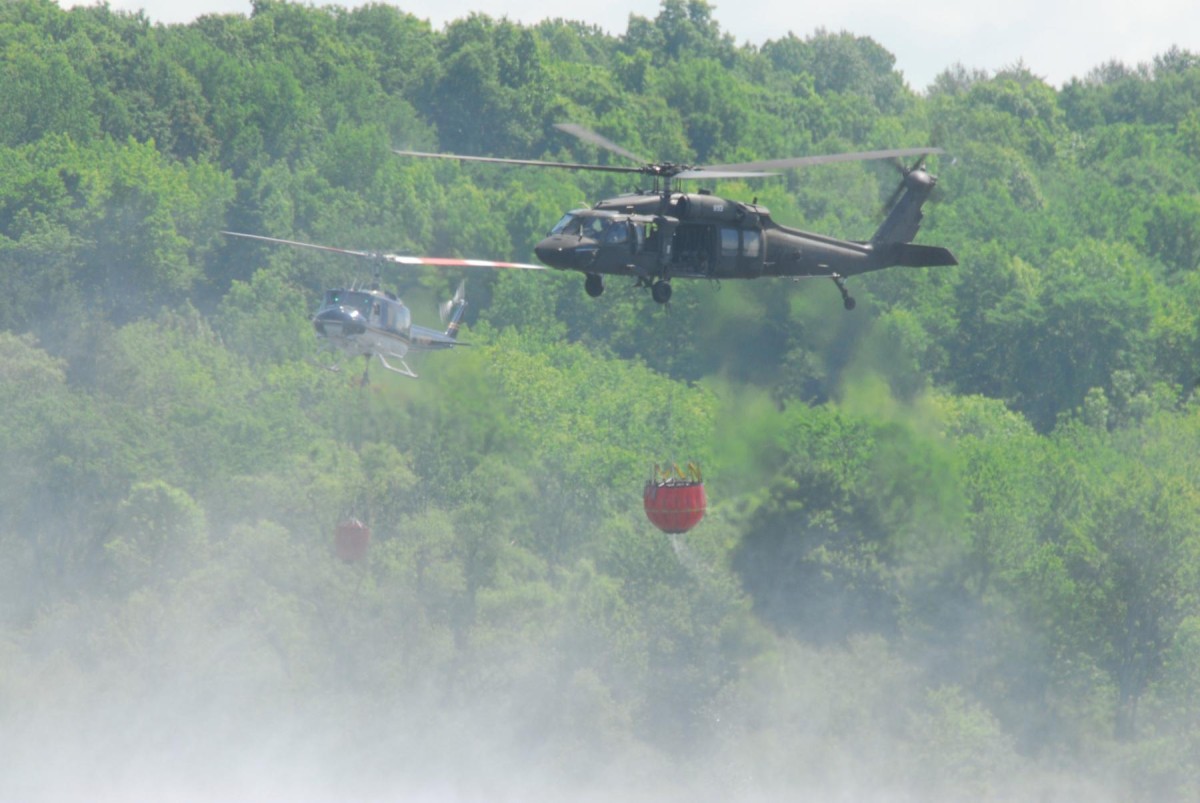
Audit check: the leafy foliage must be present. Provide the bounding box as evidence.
[2,0,1200,798]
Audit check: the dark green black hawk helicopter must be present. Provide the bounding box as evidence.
[396,123,956,307]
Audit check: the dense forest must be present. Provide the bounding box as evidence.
[3,0,1200,799]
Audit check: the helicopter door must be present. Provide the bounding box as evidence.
[641,221,665,256]
[714,226,764,277]
[670,224,714,275]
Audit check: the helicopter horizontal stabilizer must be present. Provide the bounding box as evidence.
[408,326,466,349]
[885,243,958,268]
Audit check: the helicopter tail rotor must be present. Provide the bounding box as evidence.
[439,279,467,323]
[440,279,468,338]
[881,154,933,215]
[872,156,940,245]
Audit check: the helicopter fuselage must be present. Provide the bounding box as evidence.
[313,288,414,358]
[396,127,954,308]
[312,286,465,378]
[537,191,918,281]
[533,171,955,306]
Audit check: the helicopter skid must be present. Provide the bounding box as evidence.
[377,353,417,378]
[312,347,416,380]
[314,323,428,380]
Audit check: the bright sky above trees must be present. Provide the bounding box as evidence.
[61,0,1200,90]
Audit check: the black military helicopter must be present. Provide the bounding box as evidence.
[222,230,543,382]
[396,123,956,307]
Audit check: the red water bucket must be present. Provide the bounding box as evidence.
[334,518,371,562]
[643,480,707,534]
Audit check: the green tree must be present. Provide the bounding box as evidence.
[105,480,208,592]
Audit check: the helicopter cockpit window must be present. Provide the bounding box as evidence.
[325,290,374,319]
[550,212,584,235]
[549,210,592,235]
[550,212,622,240]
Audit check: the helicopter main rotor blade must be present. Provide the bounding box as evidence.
[381,254,544,270]
[393,149,647,176]
[221,230,545,270]
[222,230,377,258]
[553,122,648,164]
[695,147,944,175]
[673,169,780,180]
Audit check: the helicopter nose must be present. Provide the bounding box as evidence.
[535,235,597,270]
[534,236,565,267]
[313,306,365,337]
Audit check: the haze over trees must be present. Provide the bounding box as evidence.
[2,0,1200,799]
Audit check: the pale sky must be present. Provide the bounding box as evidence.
[60,0,1199,91]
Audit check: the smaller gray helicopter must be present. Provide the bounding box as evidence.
[221,231,543,383]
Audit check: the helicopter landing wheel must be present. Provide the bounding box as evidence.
[831,274,855,311]
[585,273,604,298]
[651,280,672,304]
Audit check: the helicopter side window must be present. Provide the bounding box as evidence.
[720,227,739,257]
[743,229,761,258]
[602,221,629,244]
[583,217,609,237]
[633,223,647,249]
[381,301,397,330]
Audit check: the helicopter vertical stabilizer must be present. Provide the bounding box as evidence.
[871,166,938,245]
